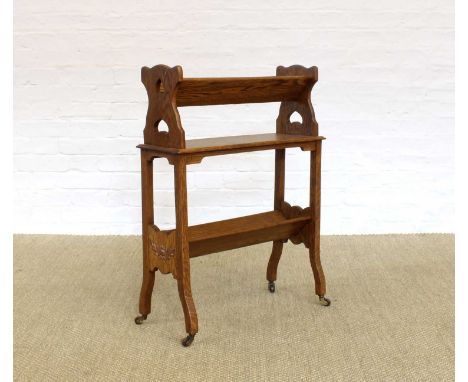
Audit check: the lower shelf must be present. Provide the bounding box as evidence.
[189,210,310,256]
[151,210,311,258]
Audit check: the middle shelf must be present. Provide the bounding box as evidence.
[138,133,324,157]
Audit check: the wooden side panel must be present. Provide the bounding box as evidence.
[276,65,319,136]
[141,65,186,148]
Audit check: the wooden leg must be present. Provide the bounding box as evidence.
[136,150,156,324]
[309,142,330,306]
[174,158,199,345]
[266,241,283,292]
[136,269,155,323]
[266,149,285,292]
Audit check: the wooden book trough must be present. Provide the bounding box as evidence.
[134,64,331,347]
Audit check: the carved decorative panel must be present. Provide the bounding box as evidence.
[281,201,311,248]
[148,226,177,278]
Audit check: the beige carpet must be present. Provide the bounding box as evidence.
[14,234,454,382]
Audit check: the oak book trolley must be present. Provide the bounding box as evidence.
[134,64,330,347]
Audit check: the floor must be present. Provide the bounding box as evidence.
[14,234,454,381]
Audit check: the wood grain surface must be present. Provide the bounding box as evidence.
[136,65,328,344]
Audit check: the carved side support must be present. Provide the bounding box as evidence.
[276,65,318,136]
[148,227,178,278]
[280,201,311,248]
[141,65,186,148]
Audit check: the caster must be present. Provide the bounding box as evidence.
[134,314,147,325]
[268,281,276,293]
[182,334,195,347]
[319,296,331,306]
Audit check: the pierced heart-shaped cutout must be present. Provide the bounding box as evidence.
[154,120,169,133]
[289,111,302,124]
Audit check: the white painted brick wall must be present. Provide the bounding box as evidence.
[13,0,454,234]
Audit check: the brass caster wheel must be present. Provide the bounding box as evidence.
[268,281,276,293]
[182,334,195,347]
[319,296,331,307]
[134,314,147,325]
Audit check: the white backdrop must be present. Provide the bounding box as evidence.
[13,0,454,235]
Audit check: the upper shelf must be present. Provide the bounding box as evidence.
[175,76,315,106]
